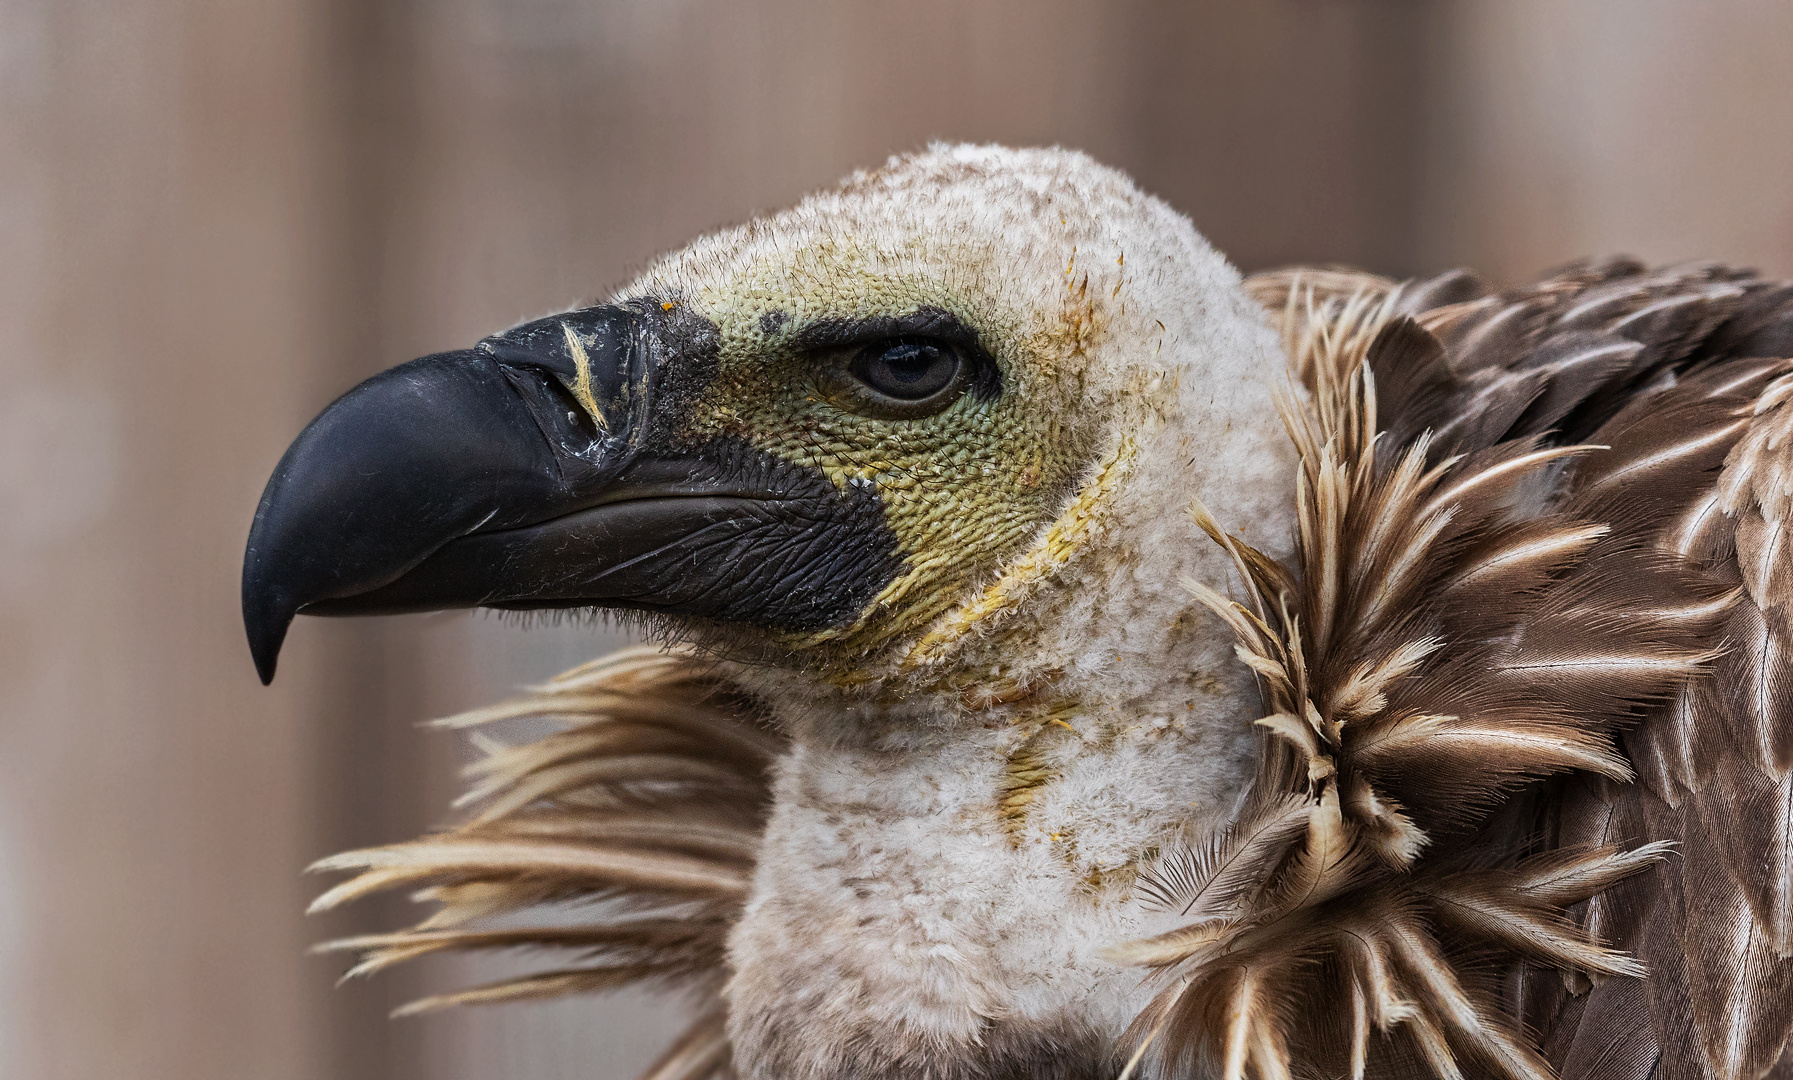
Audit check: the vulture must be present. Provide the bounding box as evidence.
[243,144,1793,1080]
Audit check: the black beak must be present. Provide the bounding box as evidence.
[242,303,902,684]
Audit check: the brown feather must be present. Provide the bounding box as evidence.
[305,644,782,1067]
[639,1011,733,1080]
[1116,282,1717,1078]
[1117,261,1793,1079]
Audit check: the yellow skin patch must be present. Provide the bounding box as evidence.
[997,698,1081,835]
[902,433,1140,669]
[675,240,1108,660]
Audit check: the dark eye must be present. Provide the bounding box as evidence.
[853,339,960,400]
[822,337,971,419]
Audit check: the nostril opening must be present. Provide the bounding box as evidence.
[500,364,603,444]
[543,374,604,440]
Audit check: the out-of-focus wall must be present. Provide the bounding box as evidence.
[0,3,337,1079]
[1416,0,1793,281]
[2,3,1790,1079]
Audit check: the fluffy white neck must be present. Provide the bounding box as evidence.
[722,283,1298,1080]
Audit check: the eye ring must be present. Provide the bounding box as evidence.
[819,337,972,420]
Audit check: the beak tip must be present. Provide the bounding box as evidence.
[243,581,294,686]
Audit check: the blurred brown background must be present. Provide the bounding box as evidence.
[3,1,1791,1077]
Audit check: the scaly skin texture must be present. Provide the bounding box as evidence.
[688,277,1089,655]
[612,145,1299,1079]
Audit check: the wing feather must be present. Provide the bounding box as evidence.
[1115,273,1738,1078]
[1117,261,1793,1080]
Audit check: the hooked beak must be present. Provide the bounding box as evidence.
[241,302,902,684]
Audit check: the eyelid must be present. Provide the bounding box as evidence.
[788,306,985,354]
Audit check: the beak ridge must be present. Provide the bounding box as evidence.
[242,307,649,684]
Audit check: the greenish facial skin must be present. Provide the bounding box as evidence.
[666,258,1102,663]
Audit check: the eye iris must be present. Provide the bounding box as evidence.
[856,339,959,400]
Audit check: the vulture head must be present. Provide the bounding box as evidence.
[246,144,1793,1080]
[247,146,1290,1076]
[245,144,1289,691]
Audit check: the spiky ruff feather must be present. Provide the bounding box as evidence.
[1111,286,1731,1080]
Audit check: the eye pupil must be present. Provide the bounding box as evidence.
[852,338,960,402]
[886,350,932,384]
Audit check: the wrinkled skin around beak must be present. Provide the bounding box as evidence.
[242,302,904,684]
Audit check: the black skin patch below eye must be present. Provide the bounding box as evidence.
[760,310,789,336]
